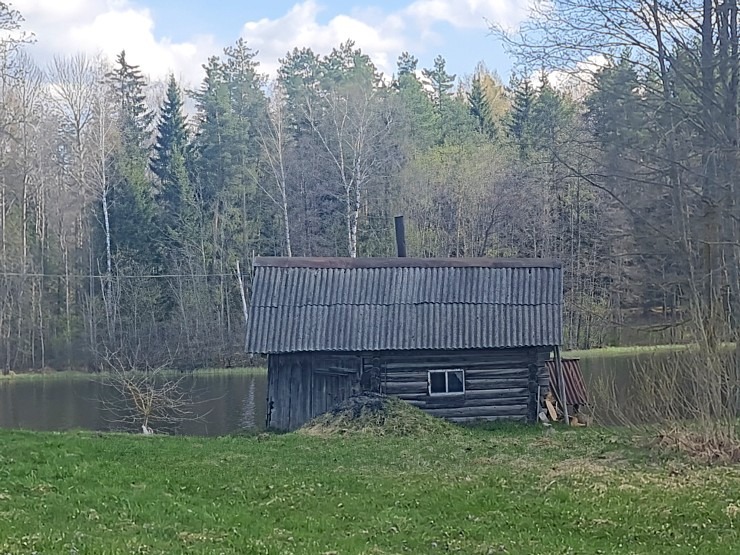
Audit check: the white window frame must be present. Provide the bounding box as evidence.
[427,369,466,396]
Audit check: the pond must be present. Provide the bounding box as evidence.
[0,371,269,436]
[0,350,704,435]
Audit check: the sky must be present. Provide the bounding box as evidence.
[10,0,535,89]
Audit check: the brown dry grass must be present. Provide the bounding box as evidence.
[589,347,740,464]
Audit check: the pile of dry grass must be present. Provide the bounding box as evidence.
[654,426,740,465]
[298,393,456,437]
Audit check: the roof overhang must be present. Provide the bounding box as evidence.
[253,257,561,269]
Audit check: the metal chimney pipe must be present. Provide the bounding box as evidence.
[394,215,407,257]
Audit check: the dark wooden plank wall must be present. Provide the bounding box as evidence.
[267,353,361,430]
[370,347,551,424]
[267,354,311,430]
[310,354,361,419]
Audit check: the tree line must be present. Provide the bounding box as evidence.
[0,1,734,372]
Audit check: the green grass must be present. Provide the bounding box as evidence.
[0,370,93,382]
[566,342,737,359]
[566,343,695,359]
[1,427,739,554]
[187,366,266,376]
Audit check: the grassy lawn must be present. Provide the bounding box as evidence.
[565,342,737,359]
[564,344,693,359]
[1,427,739,554]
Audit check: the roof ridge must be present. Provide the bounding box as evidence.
[253,301,562,307]
[253,257,561,269]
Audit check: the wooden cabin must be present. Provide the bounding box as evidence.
[245,257,563,431]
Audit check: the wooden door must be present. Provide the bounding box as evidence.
[311,371,353,419]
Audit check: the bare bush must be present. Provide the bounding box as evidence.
[97,350,207,434]
[590,346,740,463]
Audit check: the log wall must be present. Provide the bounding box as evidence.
[369,347,551,424]
[267,347,552,430]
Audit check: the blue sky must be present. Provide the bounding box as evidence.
[13,0,529,86]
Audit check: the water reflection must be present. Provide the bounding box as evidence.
[2,352,714,434]
[239,378,257,430]
[0,372,268,436]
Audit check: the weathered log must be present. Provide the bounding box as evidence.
[383,381,428,395]
[405,396,530,410]
[423,405,528,419]
[387,387,528,402]
[447,415,528,424]
[465,378,529,390]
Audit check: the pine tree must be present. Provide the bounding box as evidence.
[422,55,456,115]
[191,41,269,266]
[323,40,379,89]
[393,51,438,147]
[397,51,418,77]
[422,55,457,143]
[277,47,322,131]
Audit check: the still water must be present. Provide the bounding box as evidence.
[0,354,659,435]
[0,372,269,436]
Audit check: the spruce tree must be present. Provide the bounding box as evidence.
[104,51,158,269]
[151,75,196,248]
[151,75,188,185]
[108,50,153,145]
[507,76,536,154]
[191,40,269,268]
[468,74,495,139]
[530,76,572,151]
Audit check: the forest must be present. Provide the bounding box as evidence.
[0,0,738,372]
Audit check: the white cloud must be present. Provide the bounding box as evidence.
[12,0,217,88]
[11,0,533,87]
[242,1,407,79]
[240,0,532,80]
[405,0,536,31]
[531,54,609,100]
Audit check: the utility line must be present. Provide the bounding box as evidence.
[0,271,240,279]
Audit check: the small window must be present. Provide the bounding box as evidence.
[428,369,465,395]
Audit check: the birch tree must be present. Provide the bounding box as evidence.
[259,83,293,257]
[49,54,119,343]
[305,86,391,257]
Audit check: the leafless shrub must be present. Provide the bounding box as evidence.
[590,346,740,463]
[97,349,209,434]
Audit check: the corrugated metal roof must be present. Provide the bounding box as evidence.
[546,358,589,406]
[246,257,563,354]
